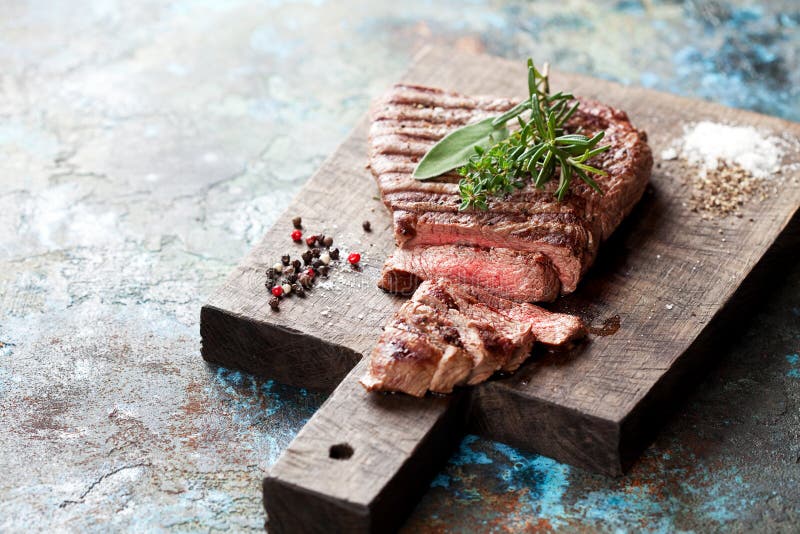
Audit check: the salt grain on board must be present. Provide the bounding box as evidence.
[664,121,785,179]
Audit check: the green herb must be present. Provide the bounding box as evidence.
[413,118,509,180]
[413,59,610,210]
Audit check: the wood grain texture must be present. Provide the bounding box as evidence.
[262,360,468,533]
[200,47,800,530]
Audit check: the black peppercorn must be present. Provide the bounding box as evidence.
[322,235,333,247]
[319,265,329,277]
[292,283,305,297]
[286,273,298,284]
[269,297,280,310]
[311,247,321,258]
[267,267,277,279]
[312,259,323,269]
[292,216,302,229]
[291,259,301,271]
[281,254,290,266]
[317,234,325,246]
[362,220,371,232]
[301,250,313,265]
[299,274,312,288]
[329,248,340,260]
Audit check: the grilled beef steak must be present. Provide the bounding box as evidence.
[361,84,649,396]
[369,84,653,298]
[360,280,586,397]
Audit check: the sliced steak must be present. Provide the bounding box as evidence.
[378,245,561,302]
[360,280,586,396]
[369,84,652,297]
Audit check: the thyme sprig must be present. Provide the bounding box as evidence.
[413,59,610,210]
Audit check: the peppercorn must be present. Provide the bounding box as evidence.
[305,235,317,247]
[312,259,323,269]
[329,248,340,260]
[291,230,302,242]
[311,247,321,258]
[292,283,305,297]
[348,252,361,265]
[283,265,295,276]
[273,262,283,273]
[267,267,277,279]
[292,259,301,271]
[271,285,284,298]
[281,283,292,295]
[281,254,290,266]
[317,234,326,246]
[269,297,280,310]
[301,250,313,265]
[362,220,371,232]
[322,236,333,247]
[320,252,331,265]
[306,268,316,278]
[292,216,302,229]
[298,274,312,288]
[286,273,298,284]
[319,265,329,277]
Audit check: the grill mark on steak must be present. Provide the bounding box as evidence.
[368,84,652,298]
[360,280,587,396]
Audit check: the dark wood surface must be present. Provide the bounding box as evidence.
[200,47,800,531]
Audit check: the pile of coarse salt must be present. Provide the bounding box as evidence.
[662,121,785,179]
[661,121,787,217]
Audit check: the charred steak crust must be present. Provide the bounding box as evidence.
[369,84,652,298]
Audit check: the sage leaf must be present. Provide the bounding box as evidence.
[413,118,507,180]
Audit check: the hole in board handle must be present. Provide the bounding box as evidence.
[329,443,354,460]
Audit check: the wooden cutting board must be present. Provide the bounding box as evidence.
[200,47,800,532]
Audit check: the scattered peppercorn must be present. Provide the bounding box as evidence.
[322,236,333,247]
[319,265,329,277]
[305,235,317,247]
[281,283,292,295]
[306,268,316,278]
[281,254,290,266]
[317,234,326,246]
[298,274,312,288]
[312,259,323,269]
[320,252,331,265]
[269,297,280,310]
[292,216,302,229]
[348,252,361,265]
[362,220,371,232]
[292,259,301,271]
[271,285,284,298]
[267,267,277,279]
[292,283,305,297]
[311,247,321,258]
[330,248,340,260]
[291,230,303,242]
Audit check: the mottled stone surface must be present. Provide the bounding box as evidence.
[1,0,798,531]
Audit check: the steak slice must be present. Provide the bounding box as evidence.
[360,280,586,396]
[378,245,561,302]
[369,84,652,297]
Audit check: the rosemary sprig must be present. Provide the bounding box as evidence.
[414,58,610,210]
